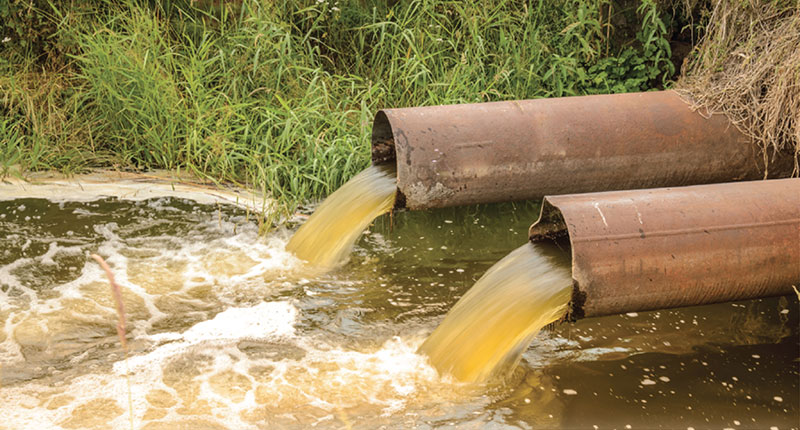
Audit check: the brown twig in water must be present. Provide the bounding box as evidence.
[90,253,134,430]
[91,253,128,351]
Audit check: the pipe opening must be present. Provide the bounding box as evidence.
[371,110,408,209]
[371,110,396,164]
[529,200,568,242]
[529,199,583,321]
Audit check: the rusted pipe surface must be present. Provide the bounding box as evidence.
[372,91,792,210]
[529,179,800,318]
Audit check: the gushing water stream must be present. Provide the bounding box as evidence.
[419,243,573,382]
[287,164,396,269]
[286,165,573,383]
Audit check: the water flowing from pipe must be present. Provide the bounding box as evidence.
[419,242,573,383]
[286,164,396,269]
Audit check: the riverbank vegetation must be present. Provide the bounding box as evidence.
[676,1,799,177]
[0,0,728,212]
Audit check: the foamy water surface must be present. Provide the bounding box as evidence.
[0,198,479,430]
[0,197,797,429]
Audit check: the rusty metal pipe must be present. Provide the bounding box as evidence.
[529,178,800,319]
[372,91,792,210]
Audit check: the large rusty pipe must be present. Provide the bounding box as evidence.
[529,178,800,319]
[372,91,793,210]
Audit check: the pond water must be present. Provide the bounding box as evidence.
[0,197,797,429]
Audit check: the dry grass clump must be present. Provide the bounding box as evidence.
[677,1,799,177]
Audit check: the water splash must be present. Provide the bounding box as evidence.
[287,164,396,269]
[419,242,573,382]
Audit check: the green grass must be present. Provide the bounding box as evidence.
[0,0,685,219]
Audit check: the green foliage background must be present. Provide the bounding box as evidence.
[1,0,691,212]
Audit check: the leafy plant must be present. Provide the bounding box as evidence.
[1,0,687,221]
[584,0,675,94]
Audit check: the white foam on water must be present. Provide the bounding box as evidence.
[1,299,472,430]
[0,317,24,364]
[0,171,272,214]
[523,333,636,368]
[0,198,481,429]
[128,301,299,368]
[0,256,36,307]
[0,199,302,372]
[181,301,297,343]
[1,301,295,429]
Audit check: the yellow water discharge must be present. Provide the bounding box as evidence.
[419,243,572,383]
[287,164,396,269]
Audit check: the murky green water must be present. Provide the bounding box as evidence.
[1,197,797,429]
